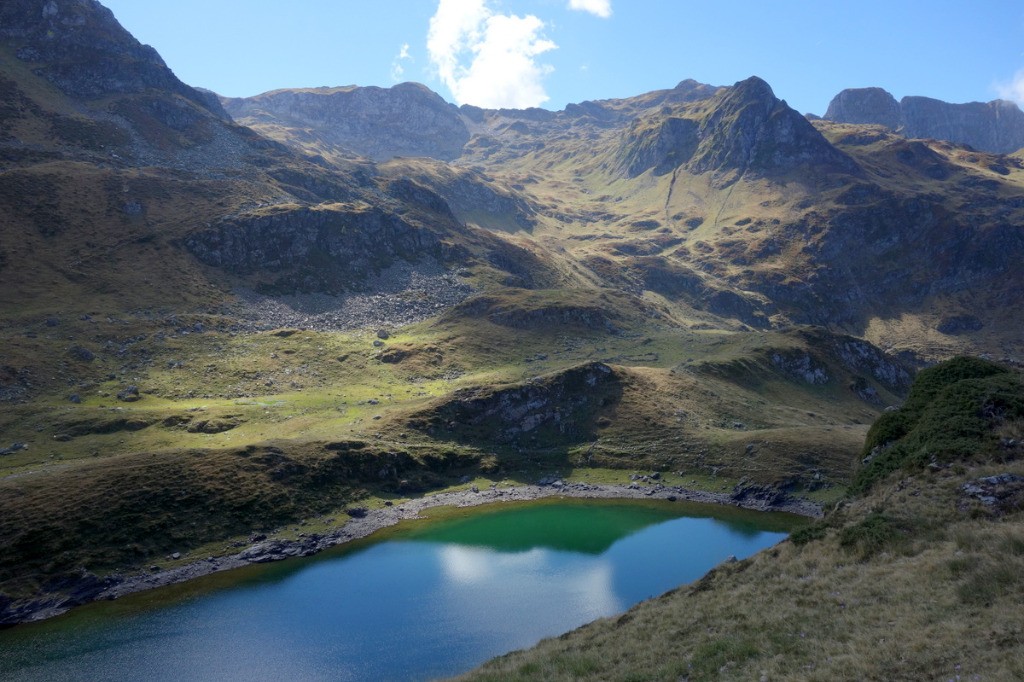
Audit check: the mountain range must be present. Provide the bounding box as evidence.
[223,72,1024,358]
[1,1,1023,663]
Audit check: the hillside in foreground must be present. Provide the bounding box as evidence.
[459,357,1024,680]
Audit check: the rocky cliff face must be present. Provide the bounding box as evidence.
[380,160,537,232]
[184,203,453,294]
[825,87,1024,154]
[408,362,623,446]
[900,96,1024,155]
[222,83,470,161]
[753,174,1024,332]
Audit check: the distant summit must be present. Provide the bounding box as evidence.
[824,87,902,130]
[221,83,470,162]
[824,87,1024,154]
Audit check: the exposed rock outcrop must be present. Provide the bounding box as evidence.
[829,335,912,391]
[604,256,773,328]
[618,116,701,177]
[408,362,623,446]
[184,203,455,293]
[796,192,1022,330]
[694,329,911,406]
[961,473,1024,515]
[0,0,289,173]
[901,96,1024,154]
[379,160,537,233]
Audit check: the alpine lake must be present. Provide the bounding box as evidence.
[0,497,802,681]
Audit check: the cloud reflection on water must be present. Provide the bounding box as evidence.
[436,544,623,635]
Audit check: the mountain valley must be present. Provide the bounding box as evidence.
[1,1,1023,678]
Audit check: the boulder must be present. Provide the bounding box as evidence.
[67,345,94,362]
[116,385,140,402]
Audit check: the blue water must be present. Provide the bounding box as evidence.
[0,499,794,681]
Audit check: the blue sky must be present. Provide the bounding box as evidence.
[101,0,1024,115]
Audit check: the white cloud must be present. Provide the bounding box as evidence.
[568,0,612,19]
[995,69,1024,107]
[390,42,412,82]
[427,0,557,108]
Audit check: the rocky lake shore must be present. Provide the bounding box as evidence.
[1,480,821,626]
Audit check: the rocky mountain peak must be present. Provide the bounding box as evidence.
[824,87,1024,154]
[899,95,1024,154]
[662,78,721,104]
[687,76,857,177]
[721,75,776,107]
[823,87,901,130]
[614,76,857,179]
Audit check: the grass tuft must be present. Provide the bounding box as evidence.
[838,512,902,558]
[688,636,761,679]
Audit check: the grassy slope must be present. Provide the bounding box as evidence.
[458,358,1024,681]
[0,298,892,593]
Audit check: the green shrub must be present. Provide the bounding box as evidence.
[790,521,829,546]
[900,357,1007,413]
[852,358,1022,495]
[862,410,911,455]
[839,512,901,557]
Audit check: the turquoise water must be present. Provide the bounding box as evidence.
[0,499,796,681]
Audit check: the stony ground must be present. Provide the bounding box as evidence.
[225,261,475,332]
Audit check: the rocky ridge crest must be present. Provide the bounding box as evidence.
[0,0,226,118]
[222,83,470,161]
